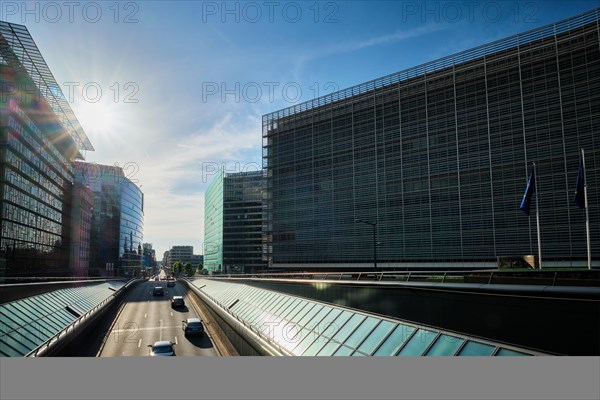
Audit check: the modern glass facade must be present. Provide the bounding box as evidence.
[0,22,93,277]
[263,9,600,269]
[223,171,265,273]
[204,170,224,272]
[204,170,265,273]
[75,163,144,277]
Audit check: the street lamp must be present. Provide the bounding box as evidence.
[354,219,377,272]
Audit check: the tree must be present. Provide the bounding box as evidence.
[172,261,182,276]
[183,262,194,276]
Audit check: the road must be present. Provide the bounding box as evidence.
[98,278,218,357]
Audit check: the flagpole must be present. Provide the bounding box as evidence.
[582,149,591,270]
[534,163,542,269]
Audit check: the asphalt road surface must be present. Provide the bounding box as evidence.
[98,280,218,357]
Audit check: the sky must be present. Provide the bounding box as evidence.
[2,0,598,258]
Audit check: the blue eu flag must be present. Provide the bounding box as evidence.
[574,155,586,209]
[520,165,536,215]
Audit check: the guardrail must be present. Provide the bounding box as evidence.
[207,269,600,287]
[25,278,139,357]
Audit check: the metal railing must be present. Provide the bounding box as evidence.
[25,278,138,357]
[204,269,600,288]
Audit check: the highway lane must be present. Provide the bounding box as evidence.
[98,280,218,357]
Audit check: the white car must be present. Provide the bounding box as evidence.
[148,340,175,356]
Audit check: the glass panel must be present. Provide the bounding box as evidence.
[281,328,311,351]
[397,329,437,356]
[291,328,320,355]
[271,298,294,315]
[301,335,331,356]
[331,314,366,343]
[289,303,316,324]
[304,307,333,333]
[323,311,354,339]
[495,348,530,356]
[344,317,380,349]
[297,304,323,328]
[280,299,302,319]
[278,299,300,318]
[279,301,306,324]
[0,334,30,356]
[356,320,396,355]
[333,345,354,356]
[315,339,342,356]
[256,293,277,307]
[425,335,465,356]
[457,341,496,356]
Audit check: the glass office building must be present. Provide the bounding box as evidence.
[204,170,265,273]
[263,9,600,269]
[75,163,144,277]
[0,22,94,277]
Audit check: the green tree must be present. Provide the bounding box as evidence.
[183,262,194,276]
[172,261,182,276]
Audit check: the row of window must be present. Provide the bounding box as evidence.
[4,150,64,202]
[3,185,62,224]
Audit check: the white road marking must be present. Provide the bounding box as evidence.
[170,312,173,317]
[144,313,147,319]
[137,339,142,348]
[112,325,180,333]
[174,336,178,345]
[159,319,163,341]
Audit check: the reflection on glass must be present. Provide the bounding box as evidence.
[425,334,465,356]
[397,329,437,356]
[373,324,416,356]
[457,341,496,356]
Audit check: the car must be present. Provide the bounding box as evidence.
[182,317,204,336]
[152,286,164,296]
[167,280,175,287]
[154,276,159,281]
[148,340,175,356]
[171,295,184,308]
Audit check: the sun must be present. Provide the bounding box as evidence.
[74,98,119,137]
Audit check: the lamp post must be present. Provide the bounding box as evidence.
[354,219,377,271]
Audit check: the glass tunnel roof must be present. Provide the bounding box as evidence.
[0,281,126,357]
[190,278,545,357]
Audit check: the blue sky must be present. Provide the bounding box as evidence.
[2,0,598,257]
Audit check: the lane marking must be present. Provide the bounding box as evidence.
[170,312,173,317]
[174,336,178,345]
[159,319,163,341]
[137,339,142,348]
[111,325,180,333]
[144,313,147,319]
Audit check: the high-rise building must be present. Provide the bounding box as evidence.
[1,21,94,277]
[204,170,265,273]
[75,162,144,277]
[69,181,92,277]
[262,9,600,270]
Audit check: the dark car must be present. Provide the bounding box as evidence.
[148,340,175,356]
[171,295,185,308]
[152,286,164,296]
[167,280,175,287]
[182,317,204,336]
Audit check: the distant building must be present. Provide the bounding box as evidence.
[191,254,203,268]
[1,21,94,277]
[168,245,193,267]
[142,243,156,274]
[204,170,265,273]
